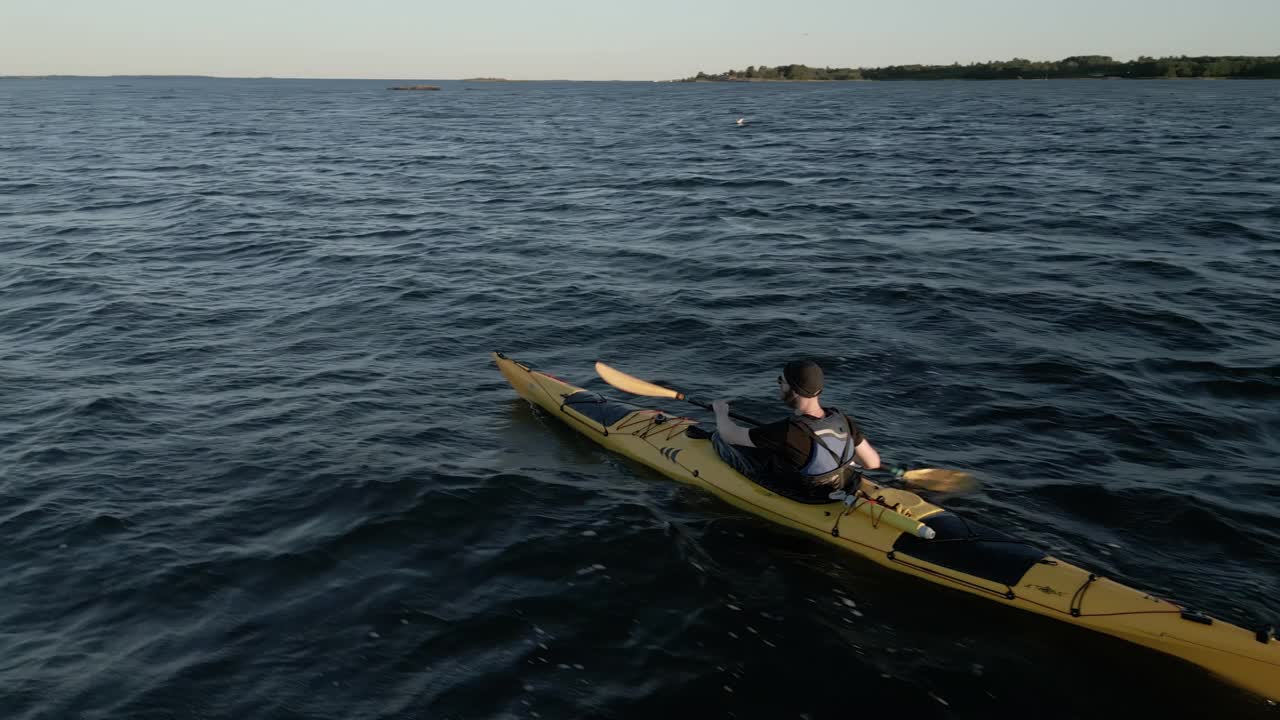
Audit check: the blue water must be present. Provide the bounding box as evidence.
[2,77,1278,719]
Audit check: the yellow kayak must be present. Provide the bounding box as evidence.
[493,351,1280,701]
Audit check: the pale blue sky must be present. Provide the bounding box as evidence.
[3,0,1277,80]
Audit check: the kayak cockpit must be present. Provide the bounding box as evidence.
[891,512,1047,587]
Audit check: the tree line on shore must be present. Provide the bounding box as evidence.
[683,55,1280,81]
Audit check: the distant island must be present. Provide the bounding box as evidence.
[680,55,1280,81]
[463,77,512,82]
[388,84,441,91]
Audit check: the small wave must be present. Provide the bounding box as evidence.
[0,181,43,193]
[1031,484,1279,563]
[1095,257,1201,282]
[0,273,111,300]
[1135,359,1280,401]
[172,238,314,263]
[76,196,184,214]
[633,176,794,190]
[1080,146,1140,156]
[395,155,457,166]
[1137,358,1280,380]
[720,208,773,219]
[344,228,420,241]
[775,202,872,219]
[1186,219,1272,242]
[951,402,1079,430]
[971,183,1030,199]
[921,207,976,220]
[80,396,136,417]
[1061,303,1217,346]
[204,128,274,138]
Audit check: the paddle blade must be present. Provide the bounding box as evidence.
[595,361,684,400]
[900,468,979,493]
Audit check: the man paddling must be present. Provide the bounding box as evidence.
[709,360,881,502]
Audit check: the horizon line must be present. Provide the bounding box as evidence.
[5,53,1276,83]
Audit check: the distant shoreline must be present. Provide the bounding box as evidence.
[679,55,1280,82]
[676,76,1246,82]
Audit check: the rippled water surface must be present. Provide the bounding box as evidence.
[2,77,1279,719]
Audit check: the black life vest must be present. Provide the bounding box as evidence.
[785,409,861,491]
